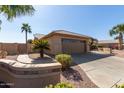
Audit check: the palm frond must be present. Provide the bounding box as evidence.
[109,24,124,37]
[21,23,32,33]
[0,5,35,21]
[32,40,50,50]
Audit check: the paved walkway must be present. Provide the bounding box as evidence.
[17,54,56,64]
[17,54,32,64]
[73,52,124,88]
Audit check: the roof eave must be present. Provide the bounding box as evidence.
[41,32,92,39]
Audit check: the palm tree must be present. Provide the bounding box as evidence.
[109,24,124,50]
[0,20,2,31]
[21,23,32,53]
[0,5,35,30]
[32,40,50,58]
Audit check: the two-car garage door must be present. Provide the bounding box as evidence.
[62,38,87,54]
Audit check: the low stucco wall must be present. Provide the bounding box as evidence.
[0,59,61,88]
[98,43,119,49]
[0,43,33,55]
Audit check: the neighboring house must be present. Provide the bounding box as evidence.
[33,33,45,40]
[98,40,119,49]
[38,30,93,55]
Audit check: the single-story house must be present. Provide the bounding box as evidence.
[98,40,119,49]
[36,30,93,55]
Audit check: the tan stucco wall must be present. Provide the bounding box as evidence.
[98,43,119,49]
[45,34,90,55]
[0,43,33,55]
[0,61,61,88]
[0,68,60,88]
[44,35,62,55]
[0,43,18,55]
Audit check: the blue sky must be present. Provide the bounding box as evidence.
[1,5,124,43]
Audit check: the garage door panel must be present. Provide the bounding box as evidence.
[62,38,86,54]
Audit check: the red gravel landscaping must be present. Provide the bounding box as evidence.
[61,64,98,88]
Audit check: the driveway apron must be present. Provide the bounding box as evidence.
[73,53,124,88]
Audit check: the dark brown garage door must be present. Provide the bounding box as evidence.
[62,38,87,54]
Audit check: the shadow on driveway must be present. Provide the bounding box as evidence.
[72,52,113,65]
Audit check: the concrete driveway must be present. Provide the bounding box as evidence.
[73,52,124,88]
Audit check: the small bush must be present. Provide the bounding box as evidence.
[0,51,7,58]
[116,83,124,88]
[55,54,72,69]
[32,40,50,58]
[47,82,74,88]
[98,45,103,48]
[90,45,98,50]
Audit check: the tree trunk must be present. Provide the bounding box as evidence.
[0,19,2,31]
[25,31,28,54]
[40,49,44,58]
[118,33,123,50]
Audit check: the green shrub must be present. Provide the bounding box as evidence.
[46,82,74,88]
[116,83,124,88]
[55,54,72,69]
[90,45,98,50]
[32,40,50,58]
[98,45,103,48]
[0,50,8,58]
